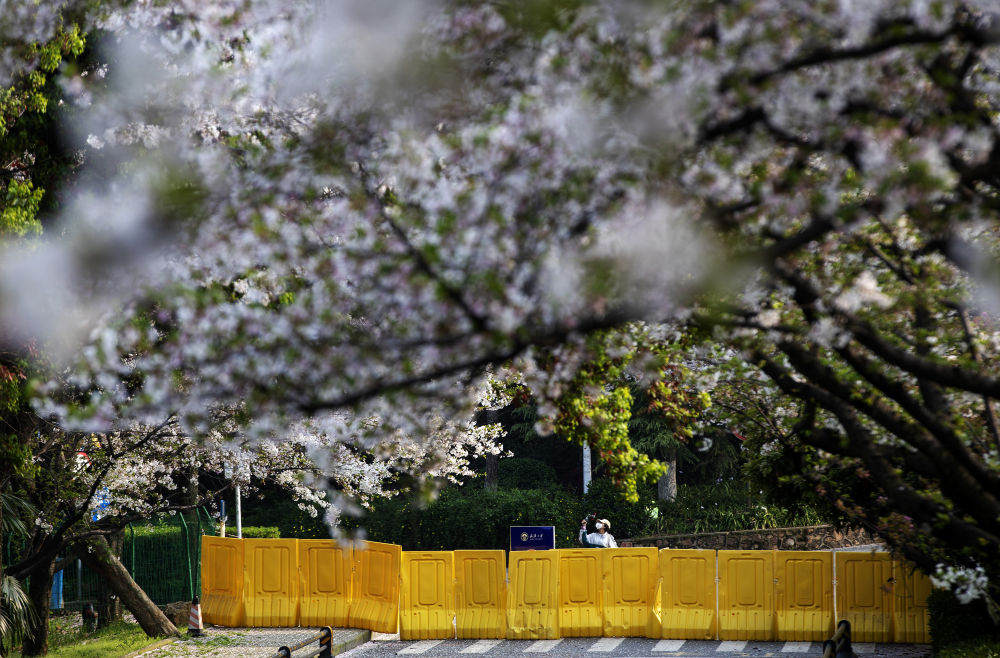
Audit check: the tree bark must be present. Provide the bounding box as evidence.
[81,536,178,638]
[184,465,200,529]
[657,450,677,502]
[21,557,54,656]
[95,533,123,629]
[484,454,498,491]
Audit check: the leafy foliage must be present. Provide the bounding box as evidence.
[928,588,1000,652]
[642,483,825,537]
[0,24,85,241]
[2,0,1000,617]
[345,476,653,550]
[496,457,559,491]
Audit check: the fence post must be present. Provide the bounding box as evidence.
[319,626,333,658]
[178,512,194,601]
[127,523,135,577]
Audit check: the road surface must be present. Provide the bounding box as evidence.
[340,636,931,657]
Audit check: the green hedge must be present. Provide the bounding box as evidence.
[642,483,825,535]
[220,526,280,538]
[239,488,330,538]
[928,589,1000,651]
[341,479,827,551]
[343,478,651,550]
[497,457,559,491]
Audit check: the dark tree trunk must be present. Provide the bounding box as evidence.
[657,449,677,502]
[21,558,54,656]
[81,536,178,638]
[184,466,199,527]
[95,533,123,629]
[484,454,498,491]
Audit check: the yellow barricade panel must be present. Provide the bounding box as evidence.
[350,541,402,634]
[298,540,352,628]
[401,551,456,640]
[718,551,773,640]
[893,561,931,644]
[508,551,559,639]
[557,549,602,636]
[243,539,299,627]
[200,536,244,627]
[774,551,833,641]
[602,547,660,638]
[835,552,893,642]
[659,549,716,640]
[455,550,506,639]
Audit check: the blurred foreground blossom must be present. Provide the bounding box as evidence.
[2,0,1000,607]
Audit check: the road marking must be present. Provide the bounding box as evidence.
[717,640,747,651]
[399,640,444,654]
[853,643,876,654]
[524,639,562,652]
[781,642,812,652]
[587,637,624,652]
[461,639,503,653]
[652,639,686,651]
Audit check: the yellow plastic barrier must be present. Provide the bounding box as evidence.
[659,549,716,640]
[401,551,456,640]
[350,540,401,633]
[835,551,893,642]
[602,547,660,637]
[508,551,559,639]
[455,550,506,639]
[557,549,602,636]
[298,540,352,627]
[892,561,931,644]
[200,536,245,627]
[718,550,773,640]
[243,539,299,627]
[200,537,934,640]
[774,551,833,641]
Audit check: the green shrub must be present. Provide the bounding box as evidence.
[928,589,1000,651]
[345,485,591,550]
[220,526,280,538]
[239,486,329,538]
[641,483,825,536]
[936,637,1000,658]
[497,457,559,491]
[344,477,658,550]
[342,478,825,551]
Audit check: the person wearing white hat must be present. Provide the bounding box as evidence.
[579,516,618,548]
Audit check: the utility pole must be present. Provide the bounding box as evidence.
[235,483,242,539]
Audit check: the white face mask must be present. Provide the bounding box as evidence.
[595,522,604,531]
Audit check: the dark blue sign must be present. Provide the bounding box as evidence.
[509,526,555,551]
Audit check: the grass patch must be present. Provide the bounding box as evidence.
[11,617,161,658]
[937,637,1000,657]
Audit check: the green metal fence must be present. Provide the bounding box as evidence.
[58,507,215,607]
[6,509,281,608]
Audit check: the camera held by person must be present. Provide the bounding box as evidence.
[579,513,617,548]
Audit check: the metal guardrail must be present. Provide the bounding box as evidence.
[270,626,333,658]
[822,619,855,658]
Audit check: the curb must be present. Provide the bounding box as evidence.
[123,635,180,657]
[331,629,371,655]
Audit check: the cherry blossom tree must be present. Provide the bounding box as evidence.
[2,0,1000,621]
